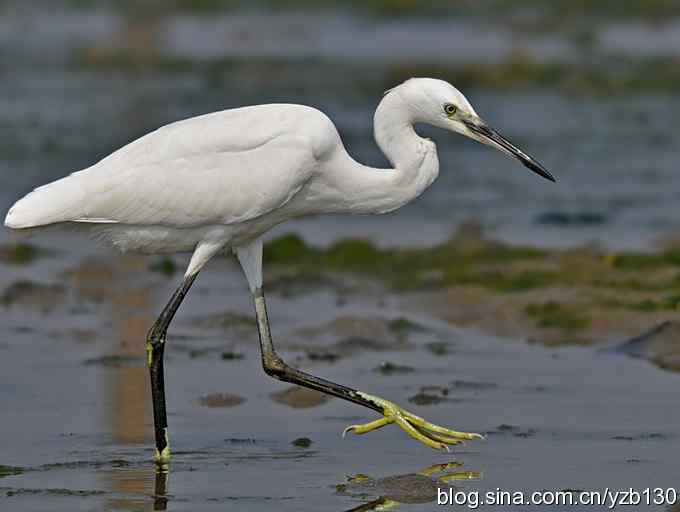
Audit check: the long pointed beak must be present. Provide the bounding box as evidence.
[462,118,556,182]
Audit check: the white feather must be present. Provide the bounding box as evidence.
[5,79,525,274]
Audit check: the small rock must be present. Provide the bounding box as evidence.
[198,393,244,408]
[292,437,312,448]
[408,392,446,406]
[221,351,244,361]
[225,437,256,444]
[336,336,393,352]
[374,361,415,375]
[306,351,340,362]
[514,428,537,438]
[425,341,452,356]
[271,386,330,408]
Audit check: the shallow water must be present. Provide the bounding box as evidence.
[1,238,679,510]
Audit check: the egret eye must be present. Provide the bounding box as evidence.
[444,103,457,116]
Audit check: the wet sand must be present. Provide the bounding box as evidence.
[1,232,679,511]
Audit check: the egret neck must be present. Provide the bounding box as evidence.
[330,89,440,216]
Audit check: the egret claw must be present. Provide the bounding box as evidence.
[342,392,482,451]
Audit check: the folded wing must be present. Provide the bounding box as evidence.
[5,133,317,229]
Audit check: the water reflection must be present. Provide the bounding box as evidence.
[107,256,156,510]
[337,461,481,511]
[70,254,154,444]
[153,470,169,511]
[102,466,157,511]
[71,255,161,509]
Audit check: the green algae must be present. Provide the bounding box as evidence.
[0,243,52,266]
[0,465,23,479]
[264,234,312,264]
[263,233,680,344]
[525,302,591,331]
[607,250,680,270]
[603,294,680,312]
[0,243,37,265]
[149,257,177,276]
[264,233,680,307]
[442,268,557,292]
[388,317,427,336]
[264,233,553,292]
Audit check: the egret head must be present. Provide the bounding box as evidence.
[394,78,555,182]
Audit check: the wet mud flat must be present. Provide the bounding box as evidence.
[1,231,680,511]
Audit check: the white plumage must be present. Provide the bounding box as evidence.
[6,105,330,229]
[5,78,552,273]
[3,78,555,461]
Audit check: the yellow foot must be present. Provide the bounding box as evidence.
[342,392,484,451]
[153,428,171,470]
[154,445,171,466]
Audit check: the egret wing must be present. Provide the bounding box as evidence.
[5,104,332,230]
[74,134,317,227]
[7,133,318,229]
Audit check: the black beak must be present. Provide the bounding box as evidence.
[463,119,556,182]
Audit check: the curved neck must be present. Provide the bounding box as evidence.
[374,91,425,171]
[326,92,439,215]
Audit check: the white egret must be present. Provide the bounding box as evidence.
[4,78,554,465]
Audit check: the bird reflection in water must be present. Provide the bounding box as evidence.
[336,461,481,511]
[71,255,166,509]
[152,470,169,511]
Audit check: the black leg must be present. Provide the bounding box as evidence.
[251,287,484,451]
[147,273,197,466]
[251,287,381,413]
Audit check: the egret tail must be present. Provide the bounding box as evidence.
[4,172,93,229]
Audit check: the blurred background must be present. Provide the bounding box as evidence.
[2,0,680,249]
[2,2,680,511]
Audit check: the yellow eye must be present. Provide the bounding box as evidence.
[444,104,457,115]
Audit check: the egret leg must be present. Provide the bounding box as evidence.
[147,273,197,467]
[251,287,483,451]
